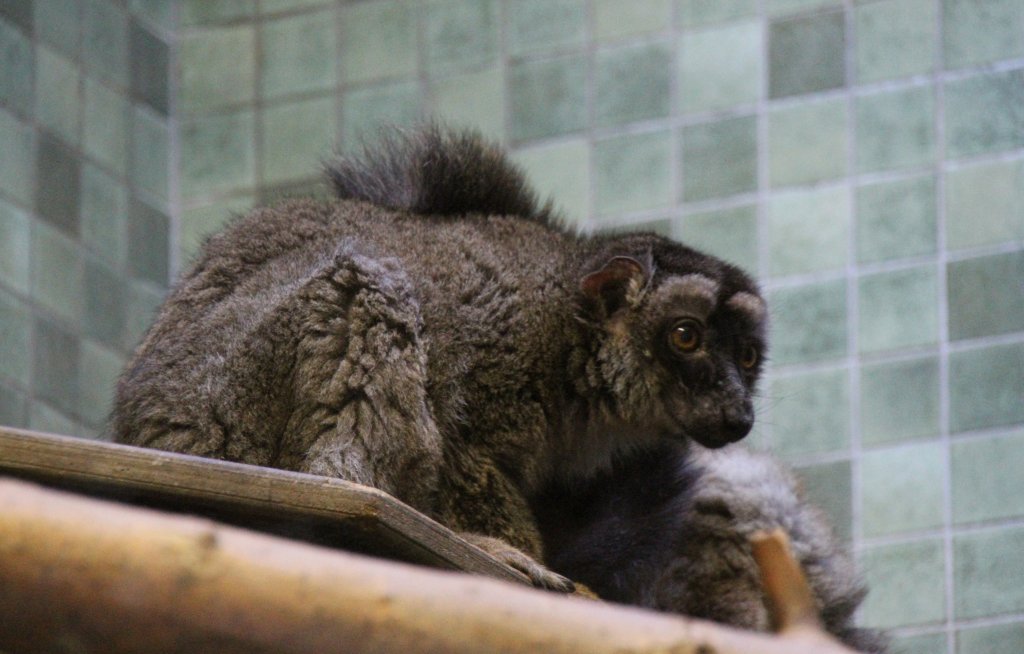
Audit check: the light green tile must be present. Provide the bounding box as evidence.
[0,17,34,119]
[261,96,335,185]
[893,632,947,654]
[80,163,129,268]
[31,221,85,324]
[29,401,77,436]
[680,20,762,114]
[948,251,1024,341]
[856,175,937,264]
[83,77,129,176]
[32,317,80,417]
[945,69,1024,159]
[945,158,1024,250]
[125,280,166,349]
[595,0,671,40]
[957,622,1024,654]
[180,0,255,26]
[860,356,940,445]
[594,42,672,127]
[0,198,30,294]
[856,86,935,174]
[769,279,848,365]
[862,442,945,537]
[180,111,257,199]
[0,383,28,428]
[83,0,129,88]
[507,0,585,56]
[954,526,1024,619]
[771,367,850,457]
[682,115,757,202]
[430,67,505,140]
[858,266,938,354]
[0,107,34,206]
[769,10,845,98]
[953,430,1024,525]
[341,81,422,150]
[133,105,169,203]
[768,96,848,187]
[513,138,590,225]
[260,9,336,99]
[0,289,30,384]
[794,461,852,540]
[767,186,850,277]
[509,54,586,141]
[855,0,936,83]
[340,0,418,84]
[425,0,499,77]
[950,342,1024,433]
[677,0,757,27]
[943,0,1024,69]
[261,0,329,13]
[180,25,256,112]
[35,0,79,57]
[129,0,176,32]
[767,0,841,15]
[78,339,124,428]
[36,44,80,145]
[593,131,672,218]
[861,539,946,629]
[180,197,252,264]
[678,205,758,271]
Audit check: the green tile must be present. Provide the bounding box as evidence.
[33,317,81,416]
[681,115,757,202]
[180,25,256,112]
[83,258,126,350]
[769,11,845,98]
[767,186,850,277]
[35,0,80,57]
[861,539,946,629]
[35,133,81,236]
[793,460,852,540]
[680,20,762,114]
[954,526,1024,619]
[341,81,422,150]
[892,633,946,654]
[80,163,129,268]
[513,138,590,224]
[943,0,1024,69]
[767,0,841,15]
[430,67,505,140]
[953,430,1024,525]
[424,0,499,77]
[0,17,34,119]
[950,342,1024,433]
[180,197,252,264]
[83,0,129,88]
[262,0,329,14]
[261,96,336,185]
[128,0,176,32]
[36,45,81,145]
[0,1,33,34]
[957,622,1024,654]
[856,86,935,174]
[769,279,848,365]
[507,0,585,56]
[258,180,329,206]
[0,289,30,384]
[593,130,673,218]
[594,42,672,128]
[83,78,129,176]
[32,221,85,324]
[0,198,30,294]
[29,401,77,436]
[945,69,1024,159]
[78,339,124,429]
[771,367,850,457]
[862,442,945,537]
[855,0,936,83]
[180,0,255,26]
[676,0,757,27]
[0,383,28,428]
[858,266,939,354]
[509,53,586,142]
[948,251,1024,341]
[129,20,169,116]
[768,96,847,187]
[595,0,671,40]
[180,111,256,198]
[678,205,758,270]
[860,356,940,445]
[340,0,418,84]
[945,159,1024,250]
[260,10,336,99]
[856,175,937,264]
[128,198,169,286]
[133,105,169,203]
[125,280,166,349]
[0,108,34,206]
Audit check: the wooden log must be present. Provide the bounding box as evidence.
[0,477,864,654]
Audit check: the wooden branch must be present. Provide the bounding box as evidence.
[0,477,865,654]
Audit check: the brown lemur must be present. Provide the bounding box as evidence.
[112,125,767,591]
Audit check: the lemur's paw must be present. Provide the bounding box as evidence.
[461,533,575,593]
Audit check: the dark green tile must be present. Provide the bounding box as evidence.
[180,111,256,198]
[595,0,671,40]
[341,81,422,150]
[129,19,168,115]
[954,526,1024,619]
[84,258,127,350]
[125,280,166,349]
[0,197,30,295]
[953,430,1024,525]
[943,0,1024,69]
[36,45,81,145]
[793,460,852,541]
[0,383,28,428]
[945,69,1024,159]
[0,0,33,33]
[680,20,762,114]
[507,0,585,56]
[678,205,758,270]
[767,186,850,277]
[950,342,1024,433]
[425,0,499,77]
[681,115,757,202]
[180,0,256,26]
[856,86,935,174]
[769,11,845,99]
[677,0,756,27]
[594,42,672,128]
[771,367,850,457]
[429,67,505,139]
[509,53,586,142]
[893,632,946,654]
[769,279,848,365]
[858,266,939,354]
[35,0,80,57]
[861,539,946,628]
[128,198,169,286]
[33,317,81,416]
[855,0,936,83]
[860,356,940,445]
[180,26,256,112]
[856,175,937,264]
[80,163,129,268]
[29,401,77,436]
[83,0,128,87]
[948,251,1024,341]
[133,105,169,202]
[945,159,1024,250]
[593,130,672,218]
[0,17,35,119]
[261,96,335,184]
[340,0,417,84]
[78,338,123,429]
[35,133,81,236]
[862,442,945,537]
[767,97,848,187]
[83,78,129,176]
[0,289,30,384]
[513,138,590,223]
[260,9,336,99]
[0,108,34,205]
[957,622,1024,654]
[32,221,85,324]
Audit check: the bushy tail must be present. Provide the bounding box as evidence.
[325,124,556,224]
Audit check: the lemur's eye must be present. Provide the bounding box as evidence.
[668,319,703,355]
[740,344,759,369]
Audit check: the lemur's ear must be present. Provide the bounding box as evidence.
[580,254,652,317]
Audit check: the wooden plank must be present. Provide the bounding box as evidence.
[0,426,529,585]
